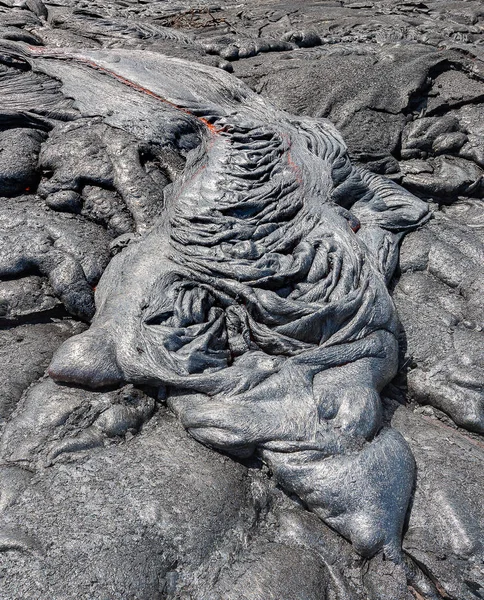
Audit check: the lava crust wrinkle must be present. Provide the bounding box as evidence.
[4,43,429,563]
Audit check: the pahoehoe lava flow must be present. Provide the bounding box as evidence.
[0,42,431,561]
[1,0,484,595]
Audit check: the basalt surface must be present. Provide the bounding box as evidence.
[0,1,483,599]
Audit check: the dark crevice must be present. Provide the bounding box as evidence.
[426,94,484,117]
[402,60,478,117]
[0,305,75,328]
[404,550,462,600]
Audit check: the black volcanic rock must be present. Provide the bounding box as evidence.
[0,1,482,599]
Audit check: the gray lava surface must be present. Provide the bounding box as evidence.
[0,1,483,599]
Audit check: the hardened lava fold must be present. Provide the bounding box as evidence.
[4,44,429,560]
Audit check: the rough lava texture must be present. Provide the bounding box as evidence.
[0,1,483,599]
[17,42,429,560]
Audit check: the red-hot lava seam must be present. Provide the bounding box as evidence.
[27,46,223,135]
[281,134,303,185]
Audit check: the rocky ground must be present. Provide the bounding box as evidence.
[0,0,483,599]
